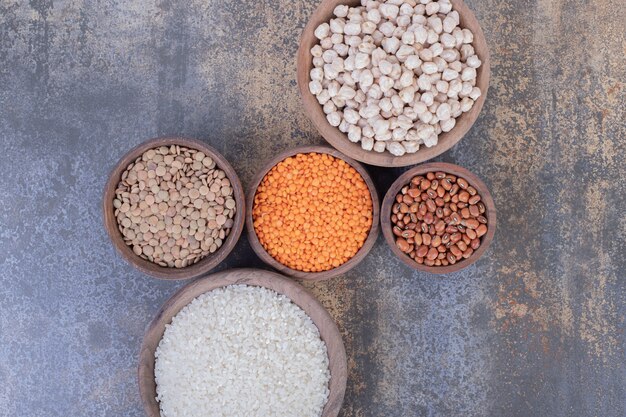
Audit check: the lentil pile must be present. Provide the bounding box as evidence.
[252,152,373,272]
[113,145,236,268]
[391,171,488,266]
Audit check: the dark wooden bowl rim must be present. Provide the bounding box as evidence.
[246,145,380,281]
[381,162,496,274]
[103,137,245,280]
[296,0,491,167]
[138,268,347,417]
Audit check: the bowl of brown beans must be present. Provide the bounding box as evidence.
[381,162,495,273]
[103,137,245,280]
[246,145,379,281]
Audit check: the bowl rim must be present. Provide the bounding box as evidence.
[296,0,491,167]
[137,268,348,417]
[246,145,380,281]
[380,162,496,274]
[102,136,245,280]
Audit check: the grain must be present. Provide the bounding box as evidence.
[154,285,330,417]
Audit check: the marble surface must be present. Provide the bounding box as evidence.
[0,0,624,416]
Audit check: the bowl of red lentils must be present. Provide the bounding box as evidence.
[247,146,379,280]
[103,137,245,280]
[381,162,495,273]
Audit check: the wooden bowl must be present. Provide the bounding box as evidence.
[103,137,245,280]
[138,268,347,417]
[381,162,496,273]
[296,0,491,167]
[246,146,379,281]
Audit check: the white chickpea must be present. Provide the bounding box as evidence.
[418,48,434,62]
[379,3,399,19]
[339,119,350,133]
[461,67,476,82]
[425,1,439,15]
[354,53,370,69]
[347,125,362,142]
[449,60,463,72]
[323,63,339,79]
[309,80,323,95]
[436,80,449,93]
[399,86,416,103]
[421,91,434,106]
[397,114,414,129]
[311,45,323,57]
[413,25,428,44]
[401,31,415,45]
[373,141,387,152]
[320,37,333,50]
[443,15,457,33]
[460,44,475,60]
[460,96,474,112]
[326,111,342,126]
[469,87,482,101]
[440,117,456,132]
[310,68,324,81]
[332,96,346,107]
[387,142,406,156]
[462,28,474,44]
[316,89,331,105]
[334,5,349,17]
[440,33,456,48]
[396,44,415,61]
[314,23,330,40]
[442,68,458,81]
[379,21,395,37]
[381,37,400,54]
[361,136,374,151]
[417,73,432,91]
[466,55,481,68]
[440,48,458,62]
[421,61,438,75]
[435,102,451,121]
[379,75,395,92]
[367,8,381,24]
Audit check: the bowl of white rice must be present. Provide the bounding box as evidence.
[138,268,347,417]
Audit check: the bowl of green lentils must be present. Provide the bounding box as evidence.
[103,137,245,280]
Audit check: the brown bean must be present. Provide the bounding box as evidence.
[435,220,446,233]
[450,245,462,258]
[441,233,450,244]
[396,238,410,252]
[471,238,481,250]
[457,177,468,189]
[467,186,477,196]
[450,212,460,224]
[422,233,432,246]
[450,233,462,243]
[431,235,442,247]
[424,212,434,224]
[456,224,466,233]
[420,179,431,191]
[466,228,477,240]
[464,218,480,229]
[446,225,458,234]
[468,195,481,205]
[457,202,467,209]
[408,188,421,198]
[426,199,436,212]
[414,233,423,246]
[441,178,452,190]
[430,180,439,190]
[443,193,451,203]
[416,245,429,258]
[426,189,437,199]
[409,213,418,223]
[478,202,486,214]
[396,220,405,228]
[446,252,456,264]
[399,203,409,213]
[395,194,403,203]
[462,247,474,259]
[392,203,400,214]
[401,185,409,195]
[419,203,427,216]
[410,176,423,186]
[428,224,436,235]
[443,207,452,217]
[478,215,488,224]
[462,234,471,245]
[421,222,428,233]
[450,184,459,196]
[437,186,445,198]
[457,240,467,251]
[427,247,439,260]
[424,258,435,266]
[441,259,449,266]
[435,207,444,218]
[476,224,488,237]
[416,257,424,264]
[446,174,457,182]
[438,245,447,252]
[392,226,403,236]
[435,171,446,179]
[460,207,470,218]
[435,197,445,207]
[426,172,435,180]
[391,214,398,223]
[402,194,413,204]
[458,190,470,203]
[401,229,416,239]
[469,204,480,217]
[409,203,419,213]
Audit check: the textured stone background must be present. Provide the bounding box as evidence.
[0,0,624,416]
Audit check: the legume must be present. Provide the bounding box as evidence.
[253,152,373,272]
[114,145,236,268]
[390,171,488,267]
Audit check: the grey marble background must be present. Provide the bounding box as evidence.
[0,0,624,416]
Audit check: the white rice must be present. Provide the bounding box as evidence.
[154,284,331,417]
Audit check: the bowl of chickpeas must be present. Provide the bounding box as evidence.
[246,146,379,280]
[297,0,490,167]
